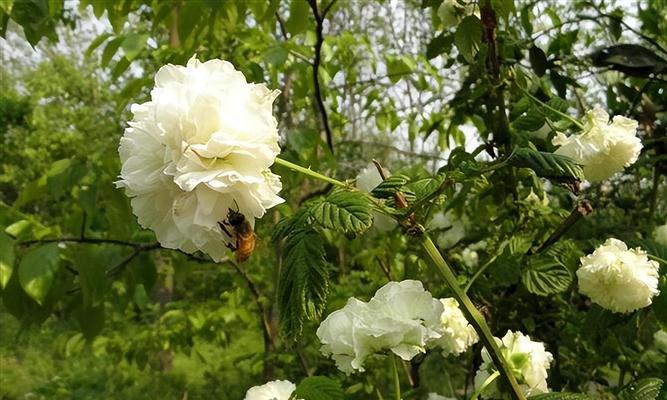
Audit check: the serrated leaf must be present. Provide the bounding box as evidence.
[512,111,545,132]
[522,260,572,296]
[295,376,344,400]
[455,15,482,63]
[279,229,329,339]
[18,243,59,305]
[370,174,410,198]
[509,148,584,181]
[530,393,591,400]
[272,206,314,242]
[0,231,15,289]
[312,191,373,234]
[619,378,663,400]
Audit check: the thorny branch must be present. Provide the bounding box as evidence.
[308,0,336,154]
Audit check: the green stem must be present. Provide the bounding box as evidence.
[420,234,526,400]
[516,85,584,130]
[274,157,347,187]
[464,254,499,293]
[471,370,501,400]
[391,354,401,400]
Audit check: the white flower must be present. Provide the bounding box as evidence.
[475,330,553,398]
[576,238,660,313]
[552,107,642,181]
[316,280,443,373]
[427,298,478,356]
[355,163,397,232]
[461,248,479,268]
[117,56,284,260]
[430,211,466,249]
[244,380,298,400]
[653,223,667,246]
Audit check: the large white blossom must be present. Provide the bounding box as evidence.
[355,163,397,232]
[576,238,660,313]
[318,280,478,373]
[428,298,478,356]
[244,380,298,400]
[653,222,667,246]
[552,107,642,181]
[475,330,553,398]
[117,56,284,260]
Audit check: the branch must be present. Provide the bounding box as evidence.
[230,260,275,350]
[18,237,149,248]
[529,200,593,255]
[106,243,162,276]
[308,0,335,154]
[481,1,511,153]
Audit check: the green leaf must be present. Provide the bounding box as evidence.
[370,174,410,198]
[0,231,15,289]
[178,1,201,43]
[619,378,664,400]
[101,37,123,68]
[18,243,60,305]
[285,0,309,35]
[529,45,548,76]
[530,393,591,400]
[121,33,148,61]
[85,33,111,57]
[272,206,313,242]
[278,229,329,339]
[509,148,584,181]
[311,191,373,234]
[295,376,344,400]
[522,260,572,296]
[426,33,453,60]
[454,15,482,63]
[75,303,106,339]
[492,0,515,24]
[512,110,545,132]
[10,0,53,46]
[386,55,414,83]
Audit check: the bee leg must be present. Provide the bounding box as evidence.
[218,221,233,238]
[226,242,237,251]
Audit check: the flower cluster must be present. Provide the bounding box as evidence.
[244,380,298,400]
[475,330,553,398]
[316,280,477,373]
[552,107,642,181]
[576,238,660,313]
[117,57,283,260]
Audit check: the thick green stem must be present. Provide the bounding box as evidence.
[391,354,401,400]
[420,234,526,400]
[274,157,346,187]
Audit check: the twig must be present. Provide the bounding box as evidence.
[18,237,149,248]
[275,12,288,40]
[338,140,447,161]
[529,200,593,255]
[308,0,335,154]
[230,260,275,351]
[106,243,162,276]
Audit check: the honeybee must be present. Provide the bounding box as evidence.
[218,208,256,263]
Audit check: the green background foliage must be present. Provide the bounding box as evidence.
[1,0,666,399]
